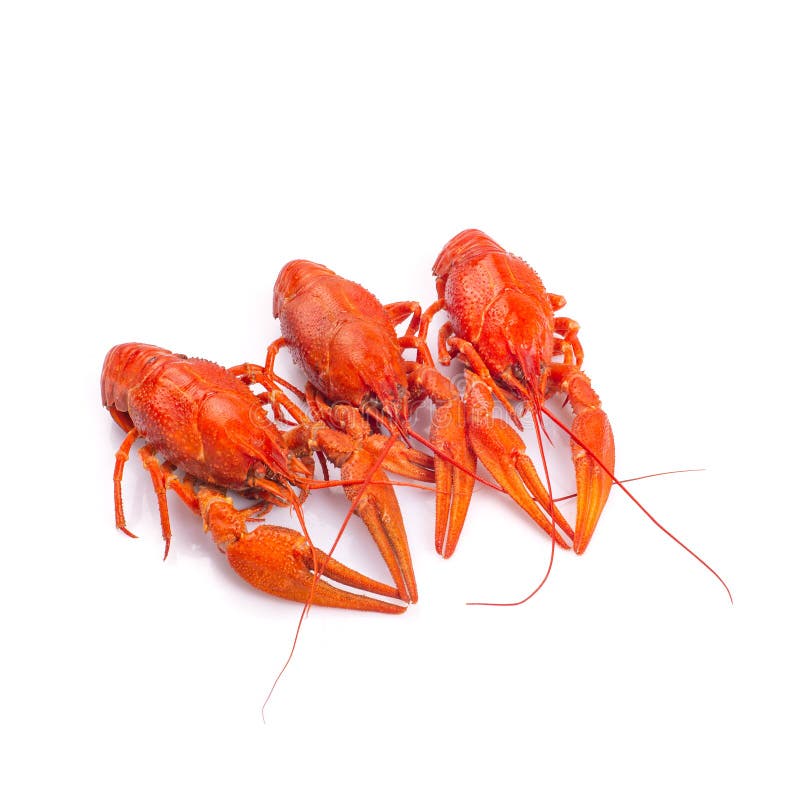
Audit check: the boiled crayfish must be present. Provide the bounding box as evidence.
[101,342,413,612]
[420,229,615,555]
[269,258,479,565]
[420,229,731,604]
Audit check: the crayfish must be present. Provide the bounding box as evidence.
[270,258,478,565]
[416,230,730,605]
[420,228,614,555]
[102,342,415,612]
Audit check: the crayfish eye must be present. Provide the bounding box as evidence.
[251,463,269,481]
[361,394,383,415]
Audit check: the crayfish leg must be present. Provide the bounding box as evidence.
[384,300,422,338]
[113,428,139,539]
[137,448,202,559]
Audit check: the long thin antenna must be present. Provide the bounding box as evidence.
[261,432,405,718]
[468,393,560,606]
[539,406,732,604]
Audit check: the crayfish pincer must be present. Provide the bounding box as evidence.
[101,342,410,611]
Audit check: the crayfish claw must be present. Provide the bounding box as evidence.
[464,373,573,548]
[198,485,406,612]
[430,393,476,559]
[226,524,407,613]
[340,451,419,604]
[570,405,614,555]
[551,369,615,554]
[406,364,477,558]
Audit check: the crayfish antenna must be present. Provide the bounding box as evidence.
[467,390,563,606]
[539,405,733,604]
[552,468,706,502]
[405,427,501,492]
[261,466,409,718]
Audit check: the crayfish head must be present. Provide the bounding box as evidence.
[494,297,553,408]
[511,343,549,404]
[360,384,410,438]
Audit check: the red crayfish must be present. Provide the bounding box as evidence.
[418,229,730,602]
[102,342,415,612]
[420,228,614,555]
[270,258,478,567]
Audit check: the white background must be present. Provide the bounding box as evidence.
[2,2,798,798]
